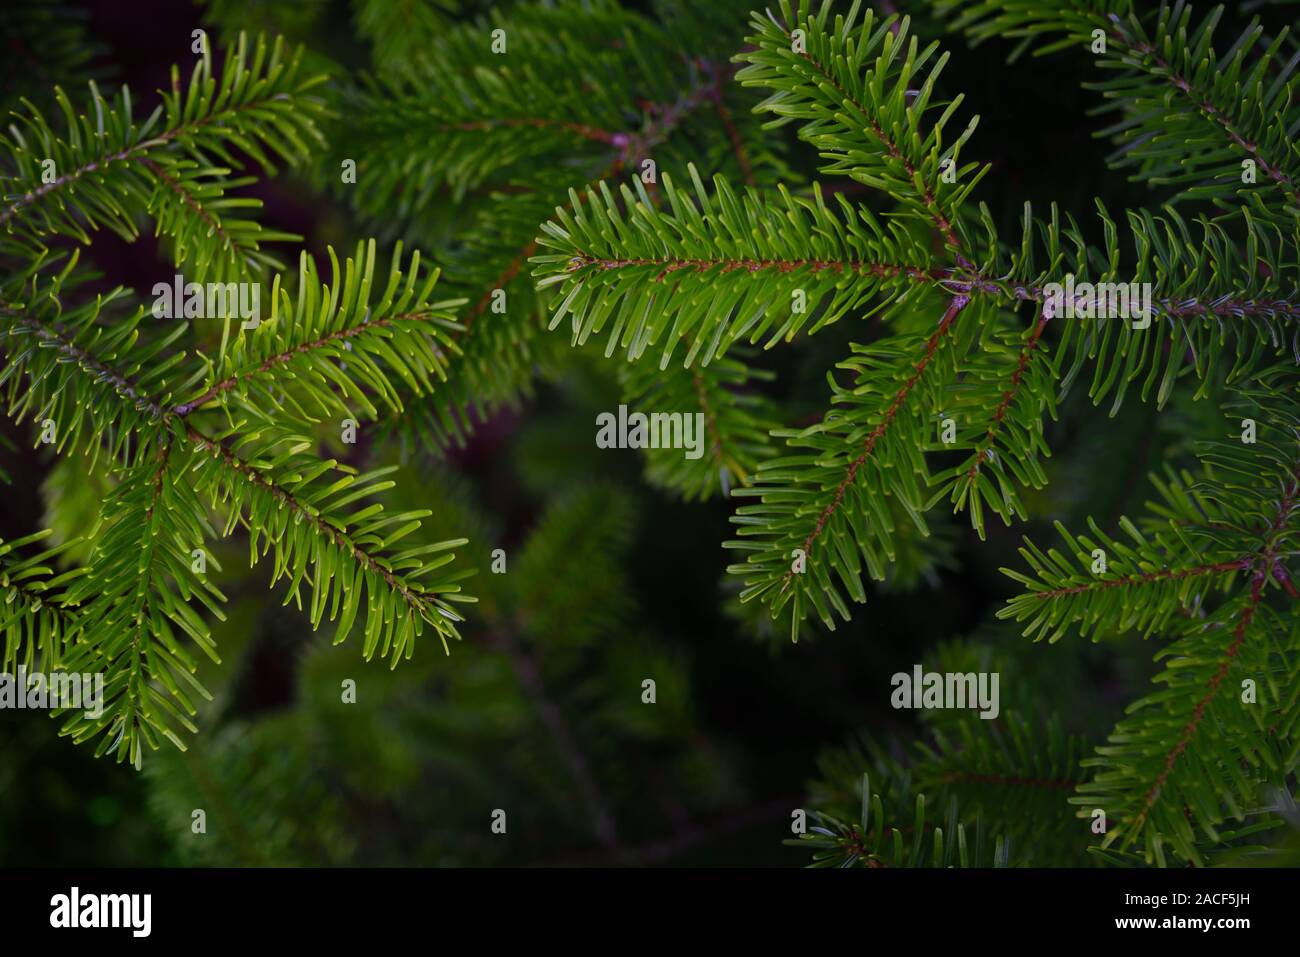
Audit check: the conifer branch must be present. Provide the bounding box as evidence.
[0,530,85,673]
[182,422,469,662]
[780,294,969,597]
[931,0,1300,219]
[2,236,473,766]
[0,33,326,251]
[1005,377,1300,861]
[735,1,985,259]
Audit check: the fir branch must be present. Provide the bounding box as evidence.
[183,420,472,665]
[617,350,781,500]
[726,294,973,637]
[1008,377,1300,860]
[175,240,463,422]
[2,238,475,763]
[931,0,1300,218]
[788,771,1012,867]
[139,155,296,283]
[782,294,969,595]
[735,0,986,259]
[60,429,226,767]
[0,33,326,249]
[0,530,85,673]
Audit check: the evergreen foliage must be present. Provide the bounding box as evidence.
[531,0,1300,865]
[0,33,473,767]
[2,0,1298,870]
